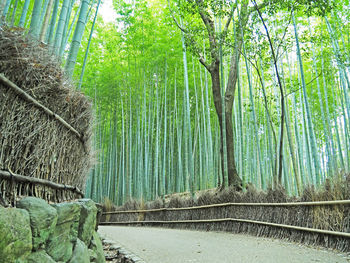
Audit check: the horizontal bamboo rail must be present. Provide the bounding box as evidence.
[100,218,350,239]
[103,199,350,215]
[0,73,84,142]
[0,169,84,197]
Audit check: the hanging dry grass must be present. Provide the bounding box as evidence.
[0,27,93,204]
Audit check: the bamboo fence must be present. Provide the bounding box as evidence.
[0,169,84,206]
[100,188,350,252]
[0,28,93,206]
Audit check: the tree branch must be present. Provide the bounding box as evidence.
[222,3,238,40]
[168,0,215,72]
[199,56,211,72]
[195,0,218,59]
[225,2,249,111]
[275,9,293,59]
[167,0,188,33]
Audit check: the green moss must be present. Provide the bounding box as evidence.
[17,197,58,250]
[77,199,98,246]
[46,202,81,262]
[90,232,106,263]
[0,207,32,262]
[68,239,90,263]
[26,250,55,263]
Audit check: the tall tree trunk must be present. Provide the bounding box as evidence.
[210,64,226,188]
[225,52,242,188]
[224,4,249,189]
[225,106,240,187]
[210,61,241,189]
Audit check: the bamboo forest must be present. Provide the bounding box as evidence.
[1,0,350,206]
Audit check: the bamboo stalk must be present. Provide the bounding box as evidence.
[47,0,60,44]
[181,22,194,194]
[65,0,92,78]
[79,0,101,90]
[19,0,31,27]
[40,0,54,42]
[293,12,321,186]
[29,0,43,38]
[59,0,76,58]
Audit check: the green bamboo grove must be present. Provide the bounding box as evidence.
[78,0,350,204]
[2,0,350,205]
[0,0,101,80]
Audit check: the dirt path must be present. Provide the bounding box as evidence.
[99,226,349,263]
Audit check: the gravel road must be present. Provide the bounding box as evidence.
[99,226,349,263]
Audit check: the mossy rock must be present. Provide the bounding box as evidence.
[17,197,58,250]
[26,250,55,263]
[0,206,32,262]
[88,249,97,262]
[89,232,106,263]
[77,199,98,246]
[46,202,81,262]
[69,238,90,263]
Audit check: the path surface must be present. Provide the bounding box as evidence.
[99,226,349,263]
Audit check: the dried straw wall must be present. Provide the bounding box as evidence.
[0,28,93,204]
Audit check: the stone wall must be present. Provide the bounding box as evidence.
[0,197,105,263]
